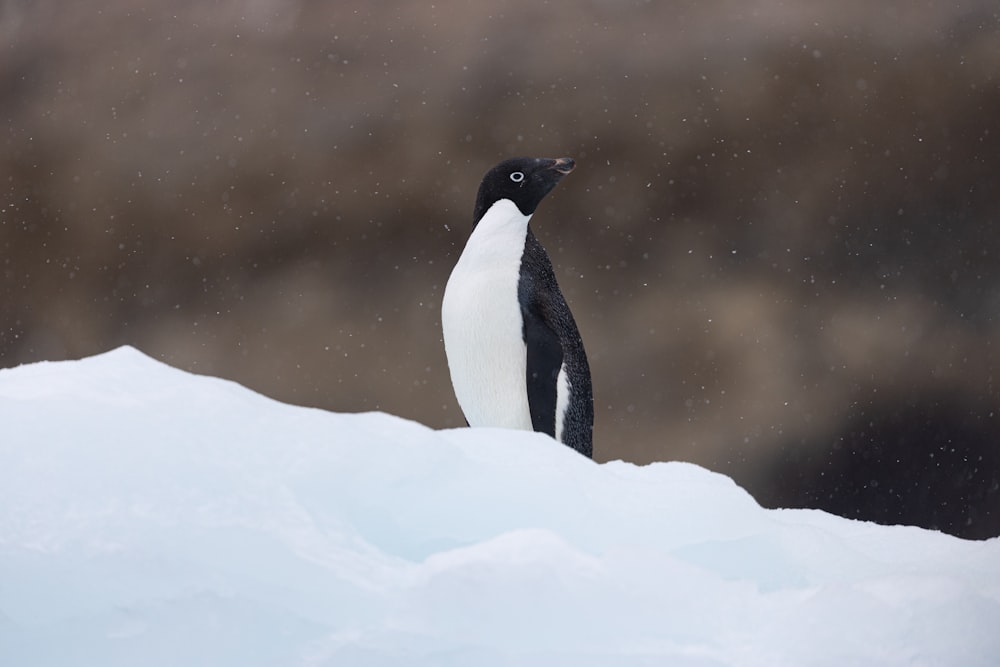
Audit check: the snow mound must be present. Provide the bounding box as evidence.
[1,347,998,666]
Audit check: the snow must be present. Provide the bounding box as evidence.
[1,347,998,666]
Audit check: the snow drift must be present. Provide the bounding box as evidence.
[1,347,998,666]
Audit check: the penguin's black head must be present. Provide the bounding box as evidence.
[473,156,575,225]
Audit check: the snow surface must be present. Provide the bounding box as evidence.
[1,347,998,666]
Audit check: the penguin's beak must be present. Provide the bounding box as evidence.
[549,157,576,175]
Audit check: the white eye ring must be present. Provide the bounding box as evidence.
[509,171,525,183]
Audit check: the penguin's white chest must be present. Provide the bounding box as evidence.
[441,200,533,431]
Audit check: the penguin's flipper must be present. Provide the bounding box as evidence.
[523,305,563,438]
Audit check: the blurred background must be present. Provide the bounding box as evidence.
[3,0,999,538]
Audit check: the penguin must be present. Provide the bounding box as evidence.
[441,156,594,458]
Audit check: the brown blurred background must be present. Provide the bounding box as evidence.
[3,0,999,538]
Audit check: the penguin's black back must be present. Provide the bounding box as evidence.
[518,227,594,458]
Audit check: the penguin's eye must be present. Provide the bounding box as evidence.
[509,171,525,183]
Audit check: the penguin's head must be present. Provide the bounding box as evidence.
[473,156,575,225]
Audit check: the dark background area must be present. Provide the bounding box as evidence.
[3,0,998,538]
